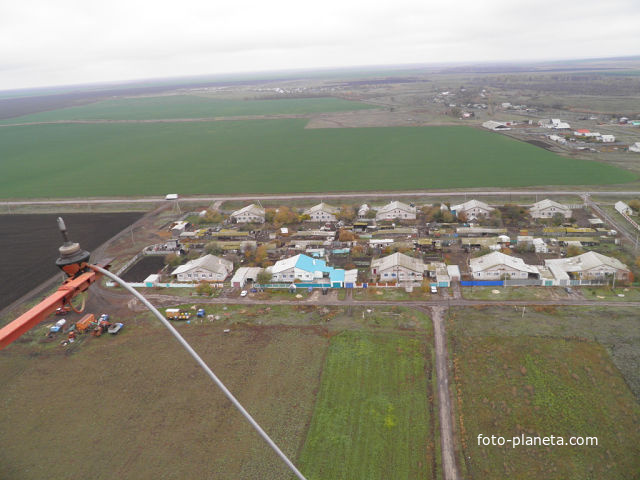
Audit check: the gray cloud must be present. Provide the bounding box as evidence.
[1,0,639,90]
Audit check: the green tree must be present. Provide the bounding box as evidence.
[164,253,182,267]
[196,282,213,296]
[205,241,223,256]
[551,213,565,226]
[257,270,272,285]
[337,205,356,222]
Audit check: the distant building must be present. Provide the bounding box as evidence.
[529,199,572,219]
[268,254,349,287]
[230,204,265,224]
[615,201,633,215]
[482,120,511,131]
[358,204,371,218]
[171,254,233,282]
[630,142,640,153]
[303,202,340,222]
[600,134,615,143]
[450,200,494,221]
[375,201,416,221]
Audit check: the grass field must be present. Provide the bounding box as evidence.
[448,306,640,479]
[462,286,568,301]
[0,121,634,198]
[0,95,376,123]
[0,305,436,479]
[297,330,436,480]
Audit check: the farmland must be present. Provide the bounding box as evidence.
[449,306,640,479]
[0,305,437,479]
[0,121,634,199]
[298,330,436,480]
[0,95,376,123]
[0,213,142,312]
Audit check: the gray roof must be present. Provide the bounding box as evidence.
[231,204,265,217]
[371,252,425,273]
[470,252,538,274]
[171,254,233,276]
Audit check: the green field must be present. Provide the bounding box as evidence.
[297,330,436,480]
[0,121,634,198]
[449,306,640,479]
[1,95,375,123]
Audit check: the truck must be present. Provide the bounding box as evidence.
[76,314,95,333]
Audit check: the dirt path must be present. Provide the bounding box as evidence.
[428,306,460,480]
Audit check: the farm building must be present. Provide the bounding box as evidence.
[629,142,640,153]
[230,204,265,223]
[303,202,340,222]
[482,120,511,131]
[600,134,615,143]
[171,254,233,282]
[171,221,189,238]
[545,251,630,282]
[231,267,263,288]
[450,200,494,221]
[548,134,567,144]
[375,201,416,221]
[529,199,572,219]
[268,254,349,287]
[615,201,633,215]
[371,252,426,281]
[470,252,539,280]
[533,238,548,253]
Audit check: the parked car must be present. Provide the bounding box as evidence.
[430,286,438,294]
[240,290,248,297]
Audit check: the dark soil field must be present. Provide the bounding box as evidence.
[121,255,166,282]
[0,213,142,312]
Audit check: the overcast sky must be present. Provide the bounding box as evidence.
[1,0,639,91]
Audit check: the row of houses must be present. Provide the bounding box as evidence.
[222,198,577,226]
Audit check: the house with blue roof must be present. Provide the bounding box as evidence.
[268,254,352,287]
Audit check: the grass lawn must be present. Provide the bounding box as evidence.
[451,335,640,479]
[0,122,634,198]
[0,95,376,123]
[297,330,437,480]
[353,287,440,301]
[581,286,640,301]
[462,286,568,301]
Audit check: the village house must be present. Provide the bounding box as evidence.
[230,204,265,224]
[375,201,416,221]
[268,254,352,287]
[482,120,511,131]
[630,142,640,153]
[469,252,539,280]
[545,251,630,282]
[303,202,340,222]
[370,252,425,282]
[171,254,233,282]
[450,199,494,221]
[615,201,633,215]
[529,199,572,219]
[231,267,263,288]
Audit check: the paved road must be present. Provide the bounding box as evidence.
[2,190,639,206]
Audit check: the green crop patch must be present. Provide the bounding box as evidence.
[297,331,435,480]
[0,95,375,123]
[0,122,634,198]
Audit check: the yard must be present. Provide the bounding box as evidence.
[448,306,640,479]
[462,286,568,301]
[0,122,634,198]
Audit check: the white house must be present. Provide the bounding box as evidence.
[268,254,348,287]
[529,199,572,219]
[358,204,371,218]
[470,252,539,280]
[303,202,340,222]
[171,254,233,282]
[451,200,494,220]
[371,252,425,282]
[600,134,615,143]
[545,251,630,282]
[615,201,633,215]
[375,201,416,221]
[230,204,265,224]
[533,238,548,253]
[629,142,640,153]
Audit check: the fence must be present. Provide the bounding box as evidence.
[256,283,332,289]
[460,280,504,287]
[115,252,143,277]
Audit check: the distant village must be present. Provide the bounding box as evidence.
[114,197,640,295]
